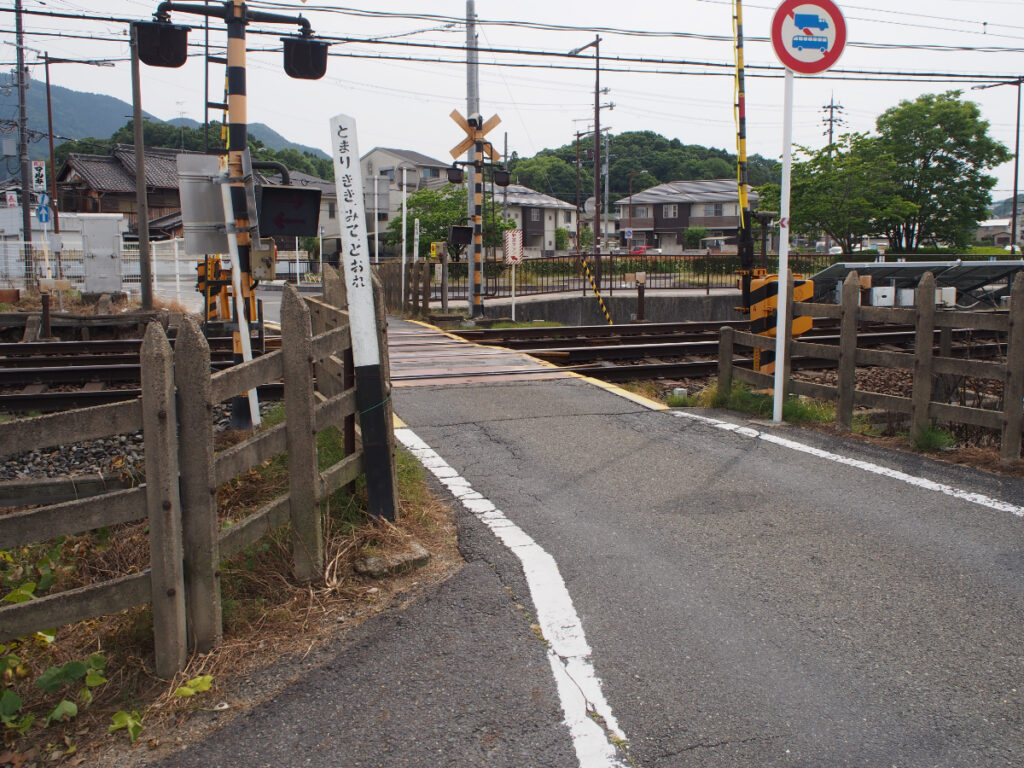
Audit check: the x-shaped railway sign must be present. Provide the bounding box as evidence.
[450,109,502,160]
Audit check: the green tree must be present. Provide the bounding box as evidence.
[783,133,917,254]
[508,153,583,202]
[874,91,1010,251]
[684,226,708,249]
[554,227,570,251]
[382,184,514,259]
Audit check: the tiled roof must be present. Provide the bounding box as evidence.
[62,154,135,194]
[613,179,759,206]
[113,144,205,190]
[501,184,574,210]
[364,147,450,168]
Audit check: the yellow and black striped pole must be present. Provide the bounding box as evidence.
[472,134,484,317]
[733,0,756,311]
[581,257,614,325]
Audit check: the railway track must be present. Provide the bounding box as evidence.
[1,321,1004,412]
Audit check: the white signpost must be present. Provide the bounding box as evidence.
[770,0,846,421]
[330,113,395,521]
[504,229,524,321]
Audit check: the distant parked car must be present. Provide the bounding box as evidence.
[629,245,662,255]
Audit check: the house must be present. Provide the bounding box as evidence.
[499,184,577,255]
[612,179,758,253]
[56,145,338,244]
[359,147,451,252]
[976,218,1023,247]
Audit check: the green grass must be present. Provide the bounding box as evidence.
[912,425,957,452]
[670,381,834,425]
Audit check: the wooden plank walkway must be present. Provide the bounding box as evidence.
[387,318,570,387]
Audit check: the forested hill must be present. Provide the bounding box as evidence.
[507,130,779,204]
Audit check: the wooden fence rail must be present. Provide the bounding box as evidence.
[374,260,432,316]
[718,271,1024,462]
[0,267,389,676]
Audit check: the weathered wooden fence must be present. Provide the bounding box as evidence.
[0,268,397,677]
[718,271,1024,462]
[374,260,432,316]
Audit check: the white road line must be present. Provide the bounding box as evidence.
[673,410,1024,517]
[395,427,629,768]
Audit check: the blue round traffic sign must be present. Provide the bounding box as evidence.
[36,205,51,224]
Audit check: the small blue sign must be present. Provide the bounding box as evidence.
[36,205,51,224]
[38,192,49,207]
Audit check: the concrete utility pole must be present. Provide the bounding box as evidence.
[15,0,34,281]
[130,25,154,310]
[593,37,601,288]
[466,0,480,315]
[822,94,845,146]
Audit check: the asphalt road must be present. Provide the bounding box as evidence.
[394,376,1024,767]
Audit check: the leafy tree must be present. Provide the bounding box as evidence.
[782,133,917,254]
[874,91,1010,250]
[579,224,594,249]
[382,184,515,259]
[554,227,570,251]
[509,154,584,202]
[684,226,708,249]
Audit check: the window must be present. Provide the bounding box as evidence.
[704,203,724,217]
[381,168,394,181]
[633,205,650,218]
[531,209,541,222]
[563,210,572,223]
[663,204,678,219]
[421,167,439,179]
[328,202,336,219]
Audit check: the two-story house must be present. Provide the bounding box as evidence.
[359,147,451,253]
[613,179,758,253]
[499,184,577,255]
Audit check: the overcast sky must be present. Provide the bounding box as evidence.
[7,1,1024,200]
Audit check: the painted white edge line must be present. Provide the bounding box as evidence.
[394,427,629,768]
[672,410,1024,518]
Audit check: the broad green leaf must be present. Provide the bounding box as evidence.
[35,661,88,693]
[86,653,106,671]
[2,583,36,603]
[0,689,22,719]
[79,688,93,706]
[45,699,78,727]
[85,671,107,687]
[186,675,213,693]
[109,710,143,742]
[173,686,196,698]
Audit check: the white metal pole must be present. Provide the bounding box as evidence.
[401,166,408,306]
[318,225,324,280]
[373,174,379,264]
[413,217,420,264]
[173,238,180,304]
[219,171,260,427]
[773,68,795,423]
[294,235,300,285]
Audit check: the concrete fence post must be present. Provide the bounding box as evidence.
[718,326,734,396]
[372,273,400,517]
[140,322,187,677]
[1001,274,1024,462]
[173,316,221,653]
[836,270,860,431]
[281,285,323,580]
[911,271,937,445]
[323,266,357,465]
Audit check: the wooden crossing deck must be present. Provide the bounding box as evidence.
[387,318,570,387]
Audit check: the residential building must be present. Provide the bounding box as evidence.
[612,178,758,253]
[500,184,577,255]
[359,147,451,252]
[976,218,1023,247]
[55,145,337,243]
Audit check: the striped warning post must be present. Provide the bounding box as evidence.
[580,258,614,326]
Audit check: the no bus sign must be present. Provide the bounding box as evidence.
[771,0,847,75]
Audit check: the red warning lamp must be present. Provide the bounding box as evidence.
[282,37,330,80]
[134,21,190,68]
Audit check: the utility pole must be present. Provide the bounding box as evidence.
[466,0,481,316]
[44,54,59,236]
[130,25,154,310]
[575,131,583,253]
[593,37,601,289]
[15,0,34,282]
[822,94,845,146]
[603,131,610,240]
[972,77,1023,252]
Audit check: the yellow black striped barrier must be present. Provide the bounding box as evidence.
[581,258,614,325]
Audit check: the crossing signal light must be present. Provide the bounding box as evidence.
[449,226,473,246]
[135,21,190,68]
[282,37,330,80]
